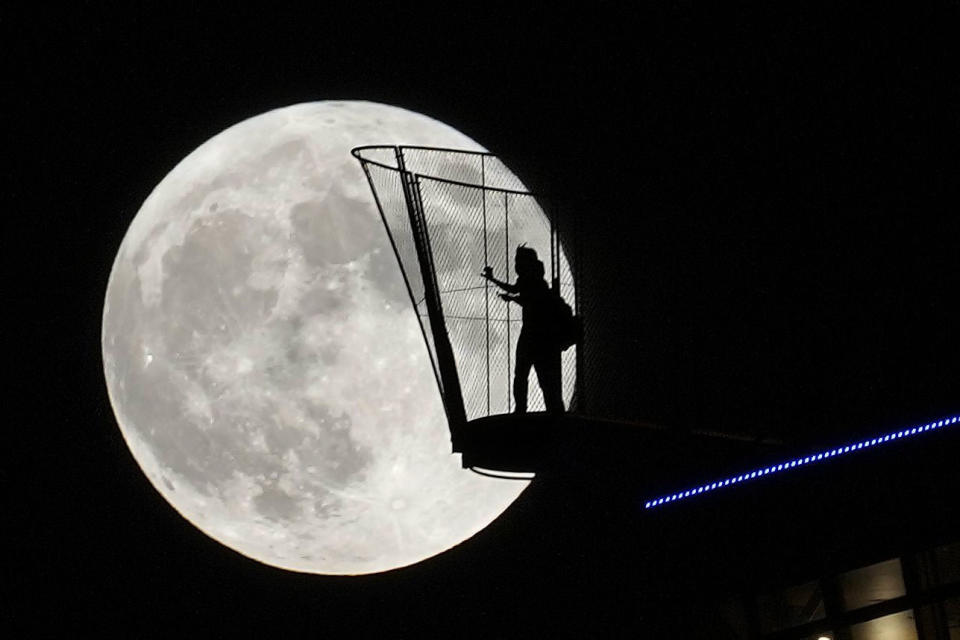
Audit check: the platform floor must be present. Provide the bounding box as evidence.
[452,411,783,493]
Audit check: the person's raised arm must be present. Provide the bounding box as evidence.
[480,266,519,293]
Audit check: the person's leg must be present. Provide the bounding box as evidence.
[534,347,565,413]
[513,336,534,413]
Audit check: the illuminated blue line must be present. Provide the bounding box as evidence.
[643,414,959,510]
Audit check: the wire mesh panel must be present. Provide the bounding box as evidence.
[353,145,579,431]
[361,162,442,393]
[400,147,526,192]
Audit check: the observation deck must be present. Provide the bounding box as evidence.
[352,145,581,475]
[351,145,795,480]
[350,145,959,516]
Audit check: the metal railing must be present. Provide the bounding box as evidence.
[352,145,580,437]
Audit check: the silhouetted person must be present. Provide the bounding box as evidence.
[482,246,565,414]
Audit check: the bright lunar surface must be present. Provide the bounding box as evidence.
[101,102,529,574]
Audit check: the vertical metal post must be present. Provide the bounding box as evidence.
[395,148,467,437]
[550,198,558,293]
[481,156,490,416]
[575,200,585,413]
[557,203,562,290]
[504,191,511,413]
[550,200,561,409]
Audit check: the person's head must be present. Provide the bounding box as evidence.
[515,245,544,278]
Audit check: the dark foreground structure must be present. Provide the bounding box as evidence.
[460,411,960,639]
[353,146,959,638]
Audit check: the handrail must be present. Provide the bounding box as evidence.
[352,143,498,158]
[351,146,547,198]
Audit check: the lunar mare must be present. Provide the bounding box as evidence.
[101,102,529,574]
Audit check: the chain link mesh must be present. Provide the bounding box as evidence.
[361,162,442,394]
[355,146,579,426]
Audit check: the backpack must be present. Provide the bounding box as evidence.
[552,293,582,351]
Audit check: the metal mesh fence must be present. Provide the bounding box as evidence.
[361,162,442,395]
[354,146,578,426]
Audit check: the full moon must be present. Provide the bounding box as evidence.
[101,101,529,574]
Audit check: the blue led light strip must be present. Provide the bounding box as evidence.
[643,414,960,510]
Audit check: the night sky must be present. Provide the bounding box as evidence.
[11,4,958,637]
